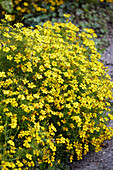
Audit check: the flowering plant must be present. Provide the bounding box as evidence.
[0,14,113,169]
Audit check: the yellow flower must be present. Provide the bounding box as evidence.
[10,45,17,51]
[22,78,29,84]
[5,112,12,116]
[16,6,21,11]
[0,126,4,132]
[9,114,17,129]
[18,94,25,100]
[23,140,31,148]
[63,14,71,18]
[50,6,55,11]
[26,154,32,160]
[16,160,23,168]
[50,143,56,151]
[70,155,73,162]
[7,55,13,60]
[3,47,10,52]
[28,82,36,88]
[7,140,15,146]
[57,159,60,164]
[5,14,13,21]
[70,123,75,129]
[108,113,113,120]
[23,2,29,6]
[0,72,6,78]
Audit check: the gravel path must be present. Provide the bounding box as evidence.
[69,36,113,170]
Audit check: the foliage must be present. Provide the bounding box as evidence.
[0,15,113,169]
[0,0,13,13]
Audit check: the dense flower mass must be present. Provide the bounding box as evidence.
[12,0,64,19]
[0,15,113,169]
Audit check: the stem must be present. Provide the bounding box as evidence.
[3,115,7,158]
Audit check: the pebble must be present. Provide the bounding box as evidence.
[102,152,106,154]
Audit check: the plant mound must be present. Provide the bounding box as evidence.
[0,15,113,169]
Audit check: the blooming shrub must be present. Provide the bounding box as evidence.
[0,14,113,169]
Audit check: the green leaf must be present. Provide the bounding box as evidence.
[33,17,41,23]
[82,4,89,10]
[60,4,66,8]
[46,5,50,10]
[41,14,48,19]
[48,13,52,17]
[52,12,57,17]
[59,12,63,17]
[79,21,86,28]
[23,13,33,19]
[52,18,57,23]
[58,8,63,13]
[76,9,83,16]
[93,16,98,21]
[58,18,64,23]
[0,0,13,13]
[73,2,79,7]
[47,164,55,170]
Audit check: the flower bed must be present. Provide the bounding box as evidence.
[0,15,113,170]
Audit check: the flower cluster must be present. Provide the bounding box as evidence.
[0,15,113,169]
[13,0,64,13]
[1,0,64,23]
[100,0,113,2]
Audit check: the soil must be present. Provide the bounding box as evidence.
[69,31,113,170]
